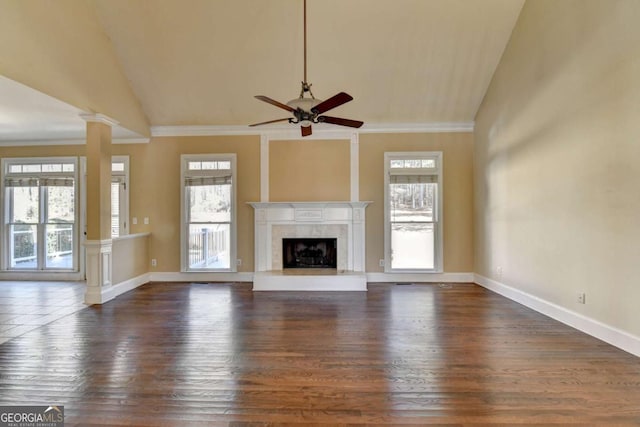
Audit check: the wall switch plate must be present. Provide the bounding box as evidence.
[236,259,242,266]
[379,259,385,267]
[132,217,138,225]
[144,217,149,225]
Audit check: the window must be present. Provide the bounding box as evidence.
[181,154,236,271]
[111,156,129,238]
[2,158,79,271]
[384,152,442,272]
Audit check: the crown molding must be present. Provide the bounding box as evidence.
[362,122,474,133]
[0,137,150,147]
[0,121,472,146]
[150,122,474,138]
[151,125,262,137]
[0,138,86,147]
[113,138,151,144]
[79,113,120,127]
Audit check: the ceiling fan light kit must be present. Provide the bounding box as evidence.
[250,0,363,136]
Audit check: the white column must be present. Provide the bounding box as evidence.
[351,204,367,272]
[84,239,113,304]
[81,113,117,304]
[253,207,269,271]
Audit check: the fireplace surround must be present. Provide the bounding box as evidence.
[249,201,370,290]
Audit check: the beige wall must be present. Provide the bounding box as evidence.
[112,234,149,285]
[360,133,474,273]
[113,136,261,273]
[0,0,149,136]
[269,139,350,202]
[0,132,474,277]
[474,0,640,336]
[0,136,260,274]
[0,145,85,159]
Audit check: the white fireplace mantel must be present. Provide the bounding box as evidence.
[248,201,371,291]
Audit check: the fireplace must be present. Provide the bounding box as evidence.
[249,201,370,291]
[282,238,337,269]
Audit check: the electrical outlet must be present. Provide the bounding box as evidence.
[236,259,242,266]
[578,292,586,304]
[132,217,138,225]
[496,266,503,278]
[144,217,149,225]
[379,259,385,267]
[151,259,157,267]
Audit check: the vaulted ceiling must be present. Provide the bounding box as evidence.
[0,0,524,143]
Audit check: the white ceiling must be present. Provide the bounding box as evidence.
[0,0,524,143]
[0,75,142,145]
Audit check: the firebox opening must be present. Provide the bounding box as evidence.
[282,238,337,269]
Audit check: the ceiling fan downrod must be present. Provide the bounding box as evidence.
[249,0,363,136]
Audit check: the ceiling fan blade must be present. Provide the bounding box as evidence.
[301,125,312,137]
[311,92,353,114]
[318,115,364,128]
[255,95,296,112]
[249,118,291,127]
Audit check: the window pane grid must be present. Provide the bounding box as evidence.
[6,163,75,174]
[188,161,231,171]
[390,159,436,169]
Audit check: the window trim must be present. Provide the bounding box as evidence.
[111,156,129,238]
[384,151,443,273]
[1,156,80,272]
[180,153,237,272]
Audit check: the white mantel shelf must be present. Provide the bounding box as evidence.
[248,201,371,291]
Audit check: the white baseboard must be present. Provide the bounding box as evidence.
[474,274,640,357]
[149,271,254,283]
[366,272,474,283]
[150,270,468,289]
[85,272,151,304]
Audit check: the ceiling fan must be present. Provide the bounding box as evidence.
[249,0,363,137]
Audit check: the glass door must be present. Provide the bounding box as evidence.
[4,159,78,271]
[8,185,39,269]
[44,183,75,269]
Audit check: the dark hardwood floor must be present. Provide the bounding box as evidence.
[1,282,639,426]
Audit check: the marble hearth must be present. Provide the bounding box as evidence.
[248,202,370,291]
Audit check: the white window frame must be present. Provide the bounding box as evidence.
[384,151,443,273]
[111,156,130,238]
[180,153,237,272]
[1,156,80,272]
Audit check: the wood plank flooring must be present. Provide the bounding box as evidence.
[1,282,639,426]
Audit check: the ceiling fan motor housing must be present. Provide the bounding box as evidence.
[286,97,322,113]
[287,97,323,126]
